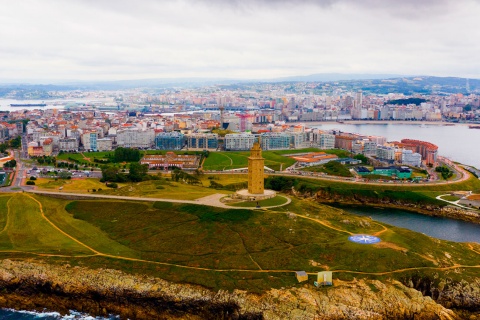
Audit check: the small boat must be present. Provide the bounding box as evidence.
[468,125,480,129]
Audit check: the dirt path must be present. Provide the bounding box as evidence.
[80,152,91,162]
[0,197,13,235]
[24,193,102,255]
[218,153,233,170]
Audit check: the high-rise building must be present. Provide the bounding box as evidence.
[186,133,218,150]
[224,133,256,151]
[260,133,291,150]
[155,132,185,150]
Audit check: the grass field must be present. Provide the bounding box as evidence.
[34,177,115,192]
[98,179,231,200]
[0,194,91,254]
[439,195,460,201]
[268,174,480,204]
[230,195,289,207]
[204,148,326,171]
[203,148,353,171]
[0,192,478,292]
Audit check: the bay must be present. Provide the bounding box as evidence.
[337,205,480,243]
[313,122,480,169]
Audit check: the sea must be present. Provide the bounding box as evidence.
[312,122,480,169]
[0,309,119,319]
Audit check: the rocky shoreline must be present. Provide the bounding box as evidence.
[0,260,478,319]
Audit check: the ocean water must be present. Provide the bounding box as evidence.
[0,309,119,319]
[313,122,480,169]
[337,205,480,243]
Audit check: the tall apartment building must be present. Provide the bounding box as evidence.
[155,132,185,150]
[117,128,155,149]
[400,139,438,165]
[376,145,395,161]
[401,149,422,167]
[352,139,377,155]
[290,132,309,149]
[58,138,79,152]
[224,133,256,151]
[186,133,218,150]
[318,132,335,149]
[81,132,98,151]
[260,133,291,150]
[334,135,356,151]
[97,138,113,151]
[0,124,9,142]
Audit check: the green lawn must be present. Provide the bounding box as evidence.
[439,195,460,201]
[230,195,289,207]
[0,194,91,254]
[203,149,353,172]
[0,195,11,232]
[0,192,478,292]
[302,161,353,177]
[98,179,231,200]
[266,174,480,205]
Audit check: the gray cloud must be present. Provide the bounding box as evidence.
[0,0,479,81]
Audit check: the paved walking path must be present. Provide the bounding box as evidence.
[26,190,292,210]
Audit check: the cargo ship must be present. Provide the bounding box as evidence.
[10,103,47,107]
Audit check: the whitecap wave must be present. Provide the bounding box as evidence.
[0,308,120,319]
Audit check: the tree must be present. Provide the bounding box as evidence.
[3,159,16,168]
[101,166,120,182]
[128,162,149,182]
[58,171,72,179]
[114,147,141,162]
[353,154,368,164]
[9,136,21,149]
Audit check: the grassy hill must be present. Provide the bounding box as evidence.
[0,192,478,293]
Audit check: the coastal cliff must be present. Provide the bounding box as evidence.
[0,260,478,319]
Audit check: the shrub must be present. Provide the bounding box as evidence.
[29,176,37,180]
[26,180,35,185]
[106,182,118,188]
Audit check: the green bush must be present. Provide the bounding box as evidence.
[26,180,35,185]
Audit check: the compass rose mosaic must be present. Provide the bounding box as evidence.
[348,234,381,244]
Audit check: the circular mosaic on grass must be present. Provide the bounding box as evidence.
[348,234,381,244]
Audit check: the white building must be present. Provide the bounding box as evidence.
[290,132,310,149]
[317,132,335,149]
[97,138,113,151]
[224,133,256,151]
[81,132,98,151]
[58,138,79,152]
[116,128,155,149]
[376,146,395,161]
[401,149,422,167]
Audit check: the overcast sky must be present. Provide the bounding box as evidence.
[1,0,479,82]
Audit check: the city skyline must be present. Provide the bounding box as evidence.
[1,0,480,82]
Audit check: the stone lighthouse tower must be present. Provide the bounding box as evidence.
[248,139,264,194]
[234,137,276,201]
